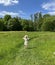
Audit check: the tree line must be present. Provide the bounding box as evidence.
[0,12,55,31]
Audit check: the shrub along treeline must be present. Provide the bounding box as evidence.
[0,12,55,31]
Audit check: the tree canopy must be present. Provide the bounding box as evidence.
[0,13,55,31]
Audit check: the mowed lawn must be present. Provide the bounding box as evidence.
[0,31,55,65]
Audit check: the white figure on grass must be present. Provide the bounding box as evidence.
[23,35,29,48]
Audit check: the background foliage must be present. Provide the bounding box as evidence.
[0,13,55,31]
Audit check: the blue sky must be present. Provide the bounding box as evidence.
[0,0,55,19]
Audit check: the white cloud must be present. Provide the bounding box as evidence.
[0,0,19,6]
[48,11,55,15]
[42,1,55,15]
[0,11,26,17]
[18,10,26,15]
[0,11,19,16]
[42,2,55,11]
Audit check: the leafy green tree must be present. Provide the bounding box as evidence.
[3,15,11,30]
[6,18,14,30]
[0,19,5,31]
[41,20,55,31]
[34,12,43,31]
[30,14,33,22]
[27,20,34,31]
[21,19,29,31]
[43,14,51,18]
[37,12,43,31]
[12,17,22,31]
[4,15,11,21]
[34,13,38,31]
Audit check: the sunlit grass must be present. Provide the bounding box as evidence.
[0,31,55,65]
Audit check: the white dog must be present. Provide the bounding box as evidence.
[23,35,29,48]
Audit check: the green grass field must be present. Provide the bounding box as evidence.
[0,31,55,65]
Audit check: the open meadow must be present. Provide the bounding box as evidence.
[0,31,55,65]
